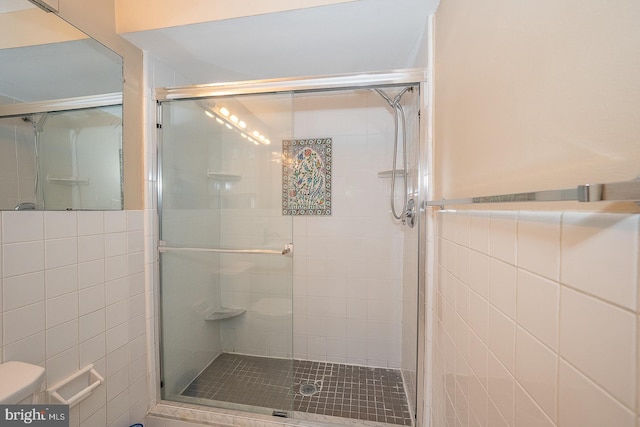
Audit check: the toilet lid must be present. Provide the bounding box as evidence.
[0,361,46,404]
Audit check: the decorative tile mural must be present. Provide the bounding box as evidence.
[282,138,332,215]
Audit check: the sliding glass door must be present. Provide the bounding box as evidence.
[158,92,294,415]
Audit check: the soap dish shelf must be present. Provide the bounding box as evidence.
[205,307,246,321]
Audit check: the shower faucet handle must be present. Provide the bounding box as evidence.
[403,199,416,228]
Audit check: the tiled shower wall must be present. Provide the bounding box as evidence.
[431,209,640,427]
[0,210,148,427]
[290,91,407,368]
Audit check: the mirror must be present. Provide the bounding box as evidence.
[0,0,123,210]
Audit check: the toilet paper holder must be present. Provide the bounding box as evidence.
[47,364,105,408]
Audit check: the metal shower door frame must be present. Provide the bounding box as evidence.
[154,68,429,426]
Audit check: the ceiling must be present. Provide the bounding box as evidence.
[122,0,440,85]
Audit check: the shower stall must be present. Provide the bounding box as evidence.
[156,71,427,426]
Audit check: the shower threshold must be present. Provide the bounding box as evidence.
[176,353,413,426]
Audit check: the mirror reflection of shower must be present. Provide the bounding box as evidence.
[0,101,123,210]
[375,87,416,227]
[18,114,48,210]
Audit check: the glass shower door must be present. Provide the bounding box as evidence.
[158,92,294,415]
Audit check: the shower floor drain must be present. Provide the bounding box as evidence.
[299,383,318,396]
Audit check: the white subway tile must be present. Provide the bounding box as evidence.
[456,278,470,324]
[469,251,489,299]
[126,210,144,232]
[105,255,127,282]
[488,352,514,426]
[488,306,515,374]
[469,290,489,343]
[346,299,367,319]
[104,211,127,233]
[514,384,555,427]
[346,339,367,360]
[79,309,106,342]
[46,346,79,386]
[45,265,78,299]
[127,252,145,276]
[469,331,488,388]
[561,212,639,310]
[79,284,105,316]
[517,212,561,280]
[106,388,129,426]
[105,278,128,306]
[78,384,106,423]
[78,260,104,289]
[489,211,517,264]
[105,232,127,257]
[106,322,129,353]
[469,211,490,254]
[3,271,44,311]
[1,211,43,243]
[45,238,78,269]
[46,292,78,328]
[46,319,78,357]
[559,360,635,427]
[3,301,45,344]
[488,258,516,319]
[129,314,145,341]
[80,404,106,427]
[3,241,44,277]
[106,300,128,329]
[325,317,346,338]
[3,332,45,365]
[77,211,104,236]
[107,368,129,401]
[45,211,77,239]
[127,231,144,254]
[78,235,105,263]
[346,319,367,340]
[515,327,557,421]
[468,373,488,427]
[560,287,636,408]
[516,270,559,350]
[79,334,105,367]
[326,337,347,358]
[367,299,401,322]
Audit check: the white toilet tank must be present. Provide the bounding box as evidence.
[0,361,46,404]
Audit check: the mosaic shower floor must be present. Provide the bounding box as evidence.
[181,353,413,426]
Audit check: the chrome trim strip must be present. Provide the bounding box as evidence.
[155,69,427,101]
[0,93,122,118]
[158,245,292,256]
[427,179,640,206]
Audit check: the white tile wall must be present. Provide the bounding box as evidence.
[0,210,148,427]
[288,91,405,368]
[432,209,640,427]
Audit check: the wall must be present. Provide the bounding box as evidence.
[115,0,359,33]
[433,0,640,199]
[432,1,640,426]
[290,90,408,368]
[0,210,147,427]
[431,210,639,427]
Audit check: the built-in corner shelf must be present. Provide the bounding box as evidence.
[377,169,406,178]
[47,176,90,185]
[207,170,242,181]
[205,307,246,321]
